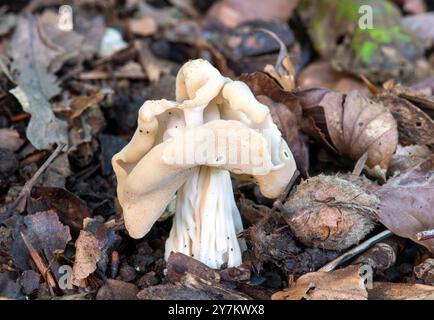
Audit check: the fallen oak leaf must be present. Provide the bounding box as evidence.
[376,154,434,253]
[295,88,398,179]
[8,15,69,149]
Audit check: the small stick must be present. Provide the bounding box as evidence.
[270,170,300,215]
[5,143,65,215]
[416,229,434,241]
[318,230,393,272]
[352,151,368,176]
[21,232,57,295]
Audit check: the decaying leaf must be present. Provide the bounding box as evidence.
[272,265,368,300]
[129,16,157,37]
[379,93,434,146]
[72,218,119,286]
[297,60,370,95]
[295,88,398,179]
[204,0,299,29]
[96,279,139,300]
[376,154,434,254]
[27,187,90,234]
[23,210,71,261]
[72,230,101,287]
[368,282,434,300]
[0,129,24,152]
[8,15,68,150]
[389,144,432,174]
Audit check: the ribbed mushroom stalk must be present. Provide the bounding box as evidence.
[112,59,297,269]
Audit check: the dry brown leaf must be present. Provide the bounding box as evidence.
[0,129,24,151]
[296,89,398,179]
[72,218,119,287]
[96,279,139,300]
[376,154,434,254]
[72,230,101,287]
[368,282,434,300]
[23,210,71,261]
[272,265,368,300]
[129,16,157,37]
[204,0,298,29]
[297,60,370,95]
[28,187,91,234]
[239,72,309,175]
[379,94,434,146]
[389,144,432,174]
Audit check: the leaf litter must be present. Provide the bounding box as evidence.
[0,0,433,301]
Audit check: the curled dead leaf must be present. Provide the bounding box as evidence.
[295,88,398,179]
[379,94,434,146]
[376,154,434,254]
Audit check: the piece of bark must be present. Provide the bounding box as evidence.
[166,252,220,283]
[180,273,251,300]
[138,283,213,300]
[96,279,139,300]
[368,282,434,300]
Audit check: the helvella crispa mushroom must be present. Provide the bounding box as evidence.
[112,59,297,269]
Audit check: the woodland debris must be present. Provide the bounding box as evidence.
[272,265,368,300]
[96,279,139,300]
[9,15,69,149]
[284,174,379,251]
[295,89,398,179]
[368,282,434,300]
[4,143,65,215]
[414,258,434,285]
[376,154,434,253]
[319,230,393,272]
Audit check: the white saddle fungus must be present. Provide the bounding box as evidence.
[112,59,297,269]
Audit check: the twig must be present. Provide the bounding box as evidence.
[270,170,300,215]
[5,143,65,215]
[352,151,368,176]
[359,74,380,95]
[318,230,393,272]
[21,232,57,295]
[416,229,434,241]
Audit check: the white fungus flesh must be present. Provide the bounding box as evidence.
[112,59,297,269]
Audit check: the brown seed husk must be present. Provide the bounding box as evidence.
[283,174,379,251]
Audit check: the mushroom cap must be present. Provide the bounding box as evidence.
[118,120,293,238]
[176,59,226,110]
[113,59,298,240]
